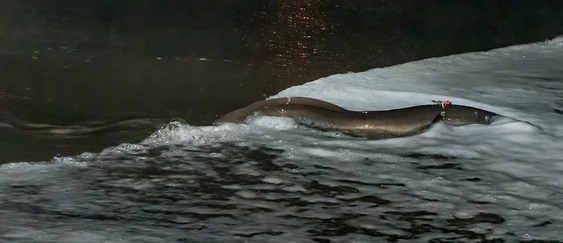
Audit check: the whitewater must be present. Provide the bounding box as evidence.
[1,37,562,242]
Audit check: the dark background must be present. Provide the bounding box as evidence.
[1,0,563,124]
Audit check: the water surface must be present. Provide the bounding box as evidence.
[1,37,562,242]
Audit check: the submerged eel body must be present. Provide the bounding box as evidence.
[0,112,163,137]
[215,97,498,138]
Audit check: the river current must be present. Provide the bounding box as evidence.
[1,37,562,242]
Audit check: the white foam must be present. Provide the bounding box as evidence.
[271,36,563,126]
[262,176,284,184]
[246,116,299,130]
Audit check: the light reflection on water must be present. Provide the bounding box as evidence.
[250,0,330,83]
